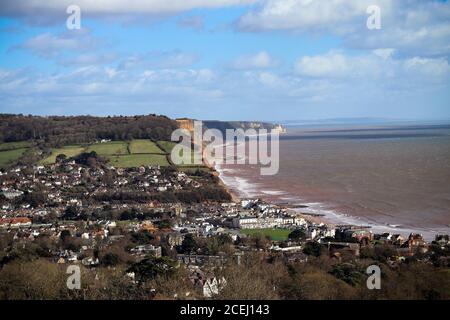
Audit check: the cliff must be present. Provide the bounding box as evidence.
[203,120,286,134]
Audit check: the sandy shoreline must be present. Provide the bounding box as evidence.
[207,160,447,241]
[202,156,241,203]
[209,159,335,228]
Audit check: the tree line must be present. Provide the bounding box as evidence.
[0,114,178,147]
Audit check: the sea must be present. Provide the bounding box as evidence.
[216,123,450,240]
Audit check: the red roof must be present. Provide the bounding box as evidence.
[0,217,32,225]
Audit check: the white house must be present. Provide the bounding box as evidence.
[203,277,227,298]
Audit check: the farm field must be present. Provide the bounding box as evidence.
[167,145,204,167]
[41,140,169,167]
[157,141,176,154]
[157,141,207,169]
[86,141,128,155]
[129,140,164,154]
[107,154,169,167]
[40,146,85,165]
[0,141,30,152]
[240,228,291,241]
[4,139,206,169]
[0,148,28,168]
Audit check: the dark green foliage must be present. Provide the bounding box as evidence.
[303,242,325,257]
[288,229,307,241]
[179,234,198,254]
[0,114,178,146]
[127,256,178,281]
[131,231,155,245]
[330,263,366,286]
[101,252,120,267]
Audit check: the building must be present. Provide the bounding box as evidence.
[232,216,298,229]
[202,277,227,298]
[0,217,32,228]
[176,118,195,132]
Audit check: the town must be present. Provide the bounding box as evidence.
[1,154,449,299]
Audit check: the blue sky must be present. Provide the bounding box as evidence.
[0,0,449,121]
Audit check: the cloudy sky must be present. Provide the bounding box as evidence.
[0,0,449,121]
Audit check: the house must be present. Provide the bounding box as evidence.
[1,190,24,199]
[0,217,32,228]
[435,235,449,246]
[232,216,298,230]
[402,233,428,252]
[139,221,157,233]
[167,233,184,248]
[327,242,361,257]
[82,257,100,266]
[390,234,405,245]
[130,245,162,258]
[202,277,227,298]
[336,226,373,244]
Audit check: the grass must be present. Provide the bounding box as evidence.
[129,140,164,154]
[0,141,30,152]
[169,146,204,167]
[40,146,86,165]
[241,228,291,241]
[86,141,129,155]
[157,141,207,169]
[34,139,209,169]
[0,148,28,168]
[107,154,169,168]
[157,141,177,154]
[178,166,211,173]
[38,140,172,168]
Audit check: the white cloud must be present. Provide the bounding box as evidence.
[373,48,395,60]
[0,0,257,24]
[119,51,199,70]
[237,0,450,57]
[294,50,450,80]
[404,57,450,77]
[1,48,449,119]
[295,52,352,78]
[238,0,378,32]
[16,30,97,58]
[231,51,278,69]
[59,53,118,67]
[177,15,205,31]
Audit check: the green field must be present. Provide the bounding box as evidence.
[40,146,86,165]
[86,141,129,155]
[0,141,30,152]
[39,140,171,168]
[157,141,207,168]
[0,148,28,168]
[157,141,176,154]
[1,139,212,169]
[107,154,169,167]
[129,140,164,154]
[167,144,204,167]
[241,228,291,241]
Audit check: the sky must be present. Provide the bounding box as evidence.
[0,0,449,121]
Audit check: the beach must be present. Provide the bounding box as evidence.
[211,124,450,241]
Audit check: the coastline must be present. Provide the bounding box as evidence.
[210,161,447,241]
[202,156,241,204]
[199,133,449,241]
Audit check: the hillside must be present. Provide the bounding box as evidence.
[175,118,284,134]
[0,114,178,146]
